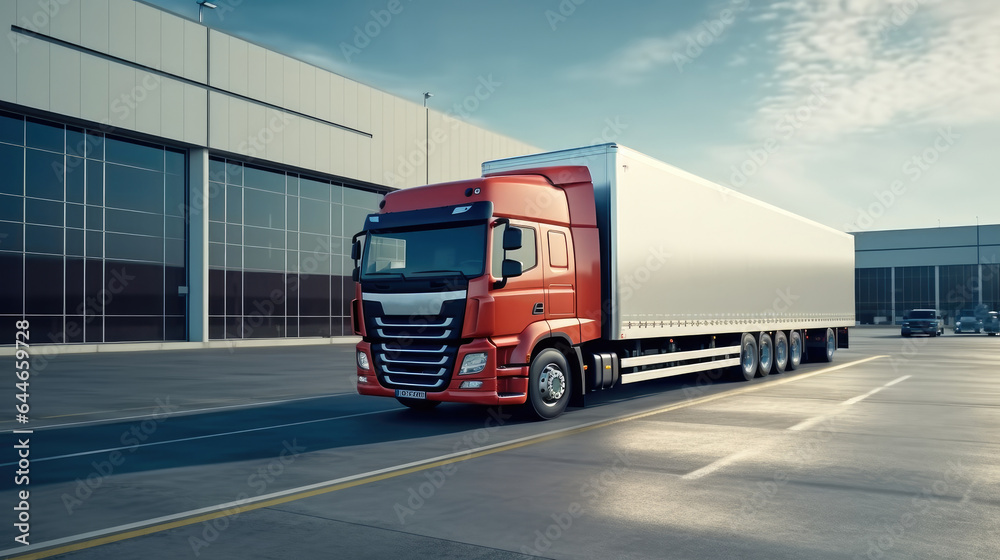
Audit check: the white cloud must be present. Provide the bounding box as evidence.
[749,0,1000,141]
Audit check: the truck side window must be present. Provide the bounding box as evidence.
[492,224,537,276]
[548,231,568,268]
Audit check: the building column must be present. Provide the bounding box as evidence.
[979,264,984,307]
[934,266,940,315]
[890,267,896,324]
[188,148,210,342]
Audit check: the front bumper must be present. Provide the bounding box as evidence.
[356,340,528,406]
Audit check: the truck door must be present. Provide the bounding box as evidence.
[542,227,578,334]
[490,222,543,339]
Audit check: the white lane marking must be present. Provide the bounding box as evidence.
[883,375,911,387]
[2,393,355,433]
[789,374,912,431]
[0,409,399,467]
[682,449,756,480]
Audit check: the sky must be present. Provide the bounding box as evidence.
[145,0,1000,233]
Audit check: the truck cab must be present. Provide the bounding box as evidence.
[351,169,601,417]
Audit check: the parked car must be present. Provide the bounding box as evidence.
[985,311,1000,336]
[954,315,982,334]
[901,309,943,337]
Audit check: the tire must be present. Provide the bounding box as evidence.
[819,328,835,363]
[737,333,758,381]
[526,348,571,420]
[787,330,802,371]
[773,331,788,374]
[396,397,441,410]
[757,332,773,377]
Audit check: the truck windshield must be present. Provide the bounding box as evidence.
[361,224,487,280]
[908,311,935,319]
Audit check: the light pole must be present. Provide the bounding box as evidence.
[423,92,433,185]
[197,0,217,23]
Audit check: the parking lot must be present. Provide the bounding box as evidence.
[2,328,999,559]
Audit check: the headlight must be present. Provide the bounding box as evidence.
[357,351,370,370]
[459,352,488,375]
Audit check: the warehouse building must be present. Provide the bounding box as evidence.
[853,224,1000,325]
[0,0,536,348]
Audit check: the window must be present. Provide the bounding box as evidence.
[548,231,568,268]
[492,224,537,276]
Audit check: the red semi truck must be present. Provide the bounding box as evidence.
[351,144,855,419]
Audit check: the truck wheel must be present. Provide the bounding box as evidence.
[396,398,441,410]
[757,333,773,377]
[819,328,835,363]
[787,330,802,370]
[773,331,788,374]
[526,348,571,420]
[737,333,758,381]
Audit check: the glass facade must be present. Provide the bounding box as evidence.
[894,266,935,320]
[207,157,383,340]
[939,264,979,320]
[855,267,892,324]
[0,110,186,344]
[984,264,1000,312]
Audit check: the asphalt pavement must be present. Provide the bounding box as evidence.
[2,329,998,559]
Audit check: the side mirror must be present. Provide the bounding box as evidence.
[501,259,522,278]
[502,226,522,251]
[351,240,361,260]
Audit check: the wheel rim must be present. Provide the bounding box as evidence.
[760,341,771,369]
[827,334,835,356]
[791,336,801,362]
[538,363,566,405]
[776,339,787,364]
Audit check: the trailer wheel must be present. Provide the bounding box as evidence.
[787,330,802,370]
[737,333,758,381]
[526,348,571,420]
[757,333,773,377]
[773,331,788,374]
[396,398,441,410]
[819,328,836,363]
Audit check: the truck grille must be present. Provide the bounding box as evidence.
[362,297,466,392]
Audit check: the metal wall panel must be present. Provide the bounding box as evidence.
[17,0,49,35]
[183,84,206,145]
[208,91,229,151]
[80,56,110,124]
[134,70,162,136]
[264,108,284,161]
[227,97,248,156]
[857,247,981,268]
[245,102,266,159]
[0,2,16,102]
[50,46,81,118]
[107,0,135,62]
[299,64,316,116]
[134,3,160,69]
[160,13,184,76]
[17,37,49,111]
[314,120,331,175]
[228,37,249,97]
[299,118,316,172]
[314,69,331,121]
[107,64,135,129]
[246,43,266,101]
[264,50,283,106]
[80,0,110,52]
[208,30,229,90]
[284,113,301,168]
[282,58,300,113]
[160,77,184,140]
[182,20,207,83]
[50,0,81,45]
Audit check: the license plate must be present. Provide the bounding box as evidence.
[395,389,426,399]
